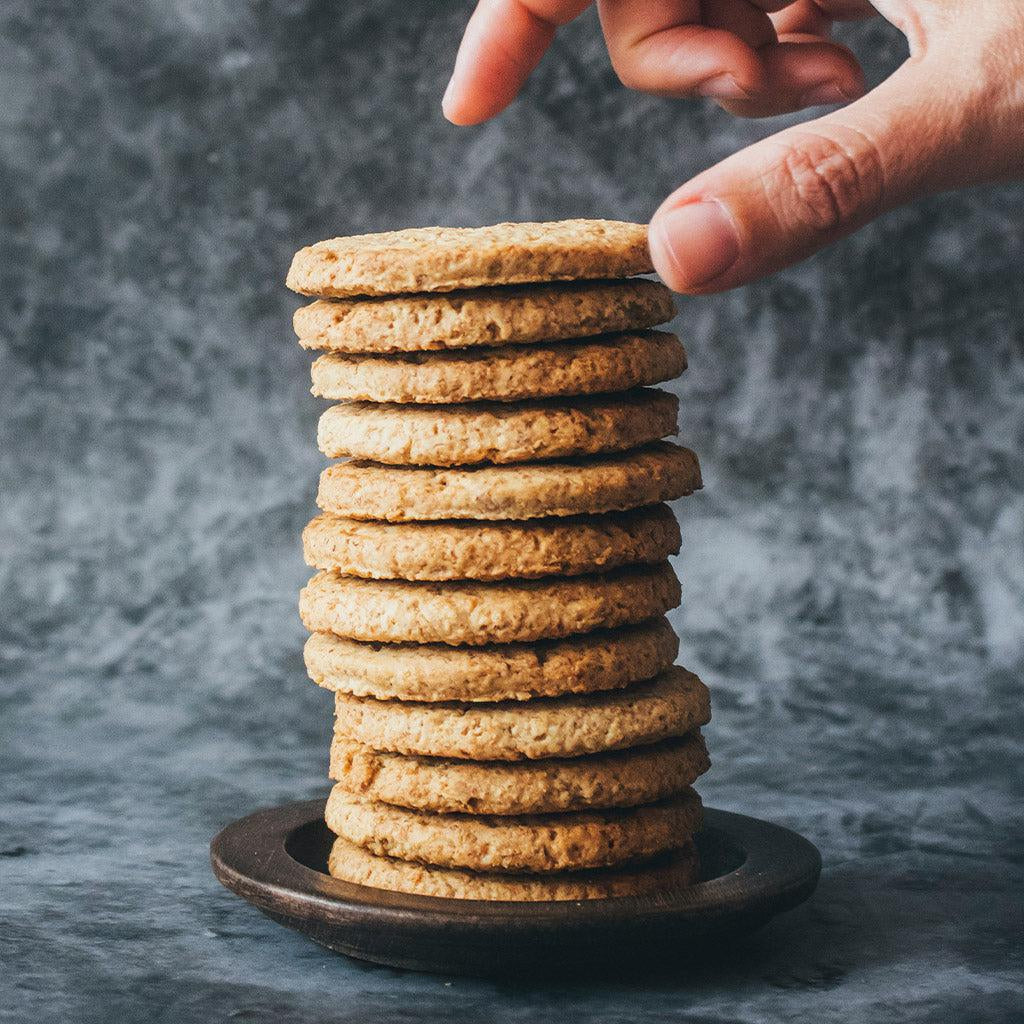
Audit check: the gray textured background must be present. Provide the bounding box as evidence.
[2,2,1023,1021]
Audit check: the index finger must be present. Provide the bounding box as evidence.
[443,0,592,125]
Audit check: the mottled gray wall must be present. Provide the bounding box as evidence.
[2,3,1023,1022]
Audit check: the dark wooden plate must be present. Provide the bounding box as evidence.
[210,799,821,976]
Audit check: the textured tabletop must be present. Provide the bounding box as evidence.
[2,3,1023,1022]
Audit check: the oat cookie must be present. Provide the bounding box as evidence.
[331,666,711,761]
[293,279,674,353]
[330,733,710,815]
[303,505,680,581]
[303,617,678,703]
[286,220,653,297]
[299,562,680,646]
[327,836,700,901]
[317,442,702,522]
[325,787,702,872]
[317,389,677,466]
[309,331,686,404]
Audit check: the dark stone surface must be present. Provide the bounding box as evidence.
[1,2,1022,1021]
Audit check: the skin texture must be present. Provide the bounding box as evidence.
[443,1,1024,293]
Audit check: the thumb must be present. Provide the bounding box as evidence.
[647,60,994,294]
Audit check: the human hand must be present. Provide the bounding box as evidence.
[443,1,1024,292]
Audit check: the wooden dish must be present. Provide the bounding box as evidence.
[211,799,820,976]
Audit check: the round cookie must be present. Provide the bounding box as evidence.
[317,442,702,522]
[286,219,654,297]
[329,733,710,815]
[327,836,700,902]
[309,331,686,404]
[299,562,680,646]
[317,389,677,466]
[292,279,674,353]
[303,617,679,703]
[324,787,702,872]
[303,505,680,581]
[331,666,711,761]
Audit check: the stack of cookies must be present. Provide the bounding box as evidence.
[286,221,711,901]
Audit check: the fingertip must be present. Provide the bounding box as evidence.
[441,78,459,123]
[441,77,501,126]
[649,200,742,294]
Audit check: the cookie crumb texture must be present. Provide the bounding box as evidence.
[317,442,702,522]
[303,504,680,581]
[331,666,711,761]
[299,562,681,646]
[326,836,700,901]
[293,279,674,353]
[329,733,710,814]
[309,330,686,404]
[325,786,703,872]
[289,220,707,900]
[303,618,679,702]
[286,220,654,297]
[316,389,678,466]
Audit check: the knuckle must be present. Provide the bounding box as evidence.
[772,131,886,233]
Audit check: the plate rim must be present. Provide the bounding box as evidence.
[210,798,821,930]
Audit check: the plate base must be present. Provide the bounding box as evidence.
[211,799,821,976]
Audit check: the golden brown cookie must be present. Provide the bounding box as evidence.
[303,617,679,703]
[325,787,702,872]
[329,733,710,815]
[292,279,674,353]
[302,505,680,581]
[299,562,680,646]
[309,331,686,404]
[316,389,677,466]
[316,442,701,522]
[331,666,711,761]
[327,836,700,901]
[286,220,653,297]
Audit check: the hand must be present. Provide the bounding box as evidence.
[443,1,1024,293]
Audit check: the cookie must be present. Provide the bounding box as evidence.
[325,787,702,872]
[299,562,680,646]
[286,220,653,297]
[327,836,699,901]
[317,442,702,522]
[317,389,677,466]
[309,331,686,404]
[292,279,674,353]
[304,617,678,703]
[303,505,680,582]
[331,666,711,761]
[329,733,710,815]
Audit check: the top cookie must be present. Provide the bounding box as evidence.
[286,220,653,297]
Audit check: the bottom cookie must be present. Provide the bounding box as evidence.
[327,836,700,902]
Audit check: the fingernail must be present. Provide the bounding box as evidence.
[697,73,751,101]
[442,76,456,113]
[650,202,740,291]
[799,82,855,107]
